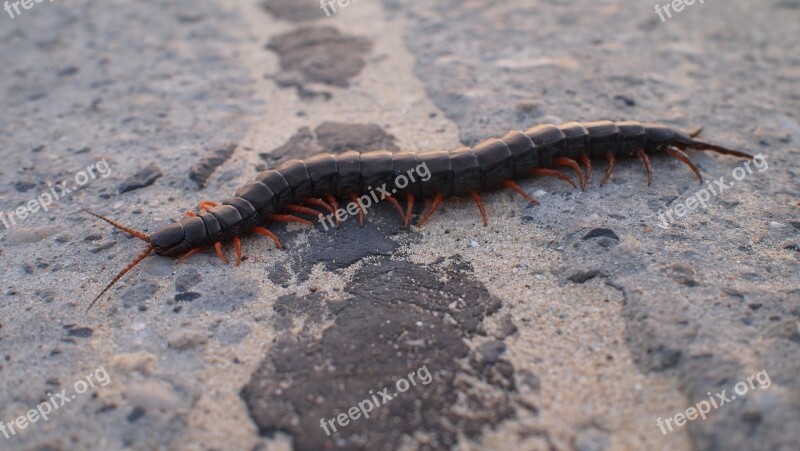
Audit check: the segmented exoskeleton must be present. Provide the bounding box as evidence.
[85,120,752,308]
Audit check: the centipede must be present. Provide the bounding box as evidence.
[85,120,752,309]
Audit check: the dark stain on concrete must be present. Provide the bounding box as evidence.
[189,144,237,189]
[262,122,398,164]
[118,162,163,193]
[241,257,523,450]
[264,126,318,164]
[260,0,322,22]
[285,214,403,282]
[267,27,372,92]
[315,122,398,153]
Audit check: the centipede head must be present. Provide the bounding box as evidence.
[82,209,154,310]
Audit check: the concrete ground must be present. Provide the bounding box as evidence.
[0,0,797,450]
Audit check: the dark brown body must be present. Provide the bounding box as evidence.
[149,120,749,256]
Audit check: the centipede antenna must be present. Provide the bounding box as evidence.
[687,141,754,159]
[87,244,155,311]
[82,208,151,242]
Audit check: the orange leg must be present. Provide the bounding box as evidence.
[348,192,365,226]
[176,247,203,264]
[501,181,540,205]
[232,236,242,266]
[267,214,314,227]
[599,151,617,187]
[667,146,703,184]
[324,194,340,227]
[214,242,229,264]
[404,193,415,229]
[579,151,592,186]
[184,211,197,218]
[553,157,586,191]
[303,197,335,215]
[285,204,323,218]
[384,196,406,224]
[418,192,444,227]
[469,191,488,227]
[531,168,577,189]
[252,226,284,250]
[198,201,219,212]
[635,149,653,186]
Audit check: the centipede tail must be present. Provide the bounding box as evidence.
[86,120,753,308]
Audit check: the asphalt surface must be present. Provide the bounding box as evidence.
[0,0,798,450]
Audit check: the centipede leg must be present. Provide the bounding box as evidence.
[285,204,324,218]
[667,146,703,184]
[348,192,365,226]
[198,201,219,212]
[184,211,197,218]
[599,151,617,187]
[214,242,229,265]
[501,181,540,205]
[252,226,284,250]
[384,195,406,225]
[303,197,335,215]
[579,152,592,186]
[232,235,242,266]
[469,191,488,227]
[531,168,577,189]
[404,193,415,229]
[267,214,314,227]
[635,149,653,186]
[553,157,586,191]
[324,194,340,227]
[175,247,203,264]
[418,192,444,228]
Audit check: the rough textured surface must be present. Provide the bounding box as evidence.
[0,0,797,450]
